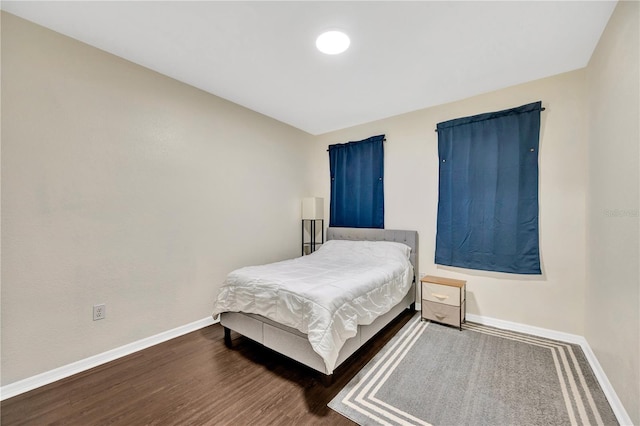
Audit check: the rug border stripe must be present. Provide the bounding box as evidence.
[354,319,430,425]
[461,322,605,425]
[566,342,606,425]
[465,313,631,425]
[344,317,422,403]
[332,316,617,426]
[463,322,606,425]
[463,323,580,425]
[343,317,431,426]
[464,323,601,425]
[364,319,433,426]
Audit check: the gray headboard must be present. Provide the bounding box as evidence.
[326,227,419,283]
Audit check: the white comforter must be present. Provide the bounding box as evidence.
[212,239,413,373]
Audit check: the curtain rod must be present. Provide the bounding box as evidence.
[434,107,546,132]
[326,138,387,151]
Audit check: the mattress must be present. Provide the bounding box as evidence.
[212,239,414,373]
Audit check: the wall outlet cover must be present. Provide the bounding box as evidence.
[93,304,106,321]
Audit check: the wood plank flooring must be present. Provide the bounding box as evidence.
[1,310,413,425]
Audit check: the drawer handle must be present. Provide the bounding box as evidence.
[432,293,449,301]
[435,313,446,319]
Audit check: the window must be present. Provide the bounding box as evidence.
[435,102,542,274]
[328,134,385,228]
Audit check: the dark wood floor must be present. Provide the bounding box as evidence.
[1,310,414,425]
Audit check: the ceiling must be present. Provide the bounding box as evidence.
[1,1,617,135]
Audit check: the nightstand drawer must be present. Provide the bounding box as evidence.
[422,281,463,307]
[422,299,465,328]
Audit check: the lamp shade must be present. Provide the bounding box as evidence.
[302,197,324,220]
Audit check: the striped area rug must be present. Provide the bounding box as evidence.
[329,314,618,426]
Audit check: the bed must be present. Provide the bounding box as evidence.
[212,227,419,382]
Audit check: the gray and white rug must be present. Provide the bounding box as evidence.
[329,314,618,426]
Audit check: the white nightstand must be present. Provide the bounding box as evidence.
[421,275,466,330]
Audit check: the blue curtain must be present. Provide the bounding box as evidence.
[329,135,384,228]
[435,101,542,274]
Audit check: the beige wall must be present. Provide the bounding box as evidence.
[0,12,313,385]
[308,2,639,420]
[311,69,589,335]
[586,1,640,423]
[1,3,638,421]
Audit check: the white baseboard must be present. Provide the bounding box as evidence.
[466,313,633,426]
[2,312,634,425]
[0,316,218,401]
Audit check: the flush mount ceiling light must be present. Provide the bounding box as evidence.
[316,30,350,55]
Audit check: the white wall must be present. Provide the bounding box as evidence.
[1,12,313,385]
[311,69,589,335]
[586,1,640,423]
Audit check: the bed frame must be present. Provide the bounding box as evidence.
[220,227,419,382]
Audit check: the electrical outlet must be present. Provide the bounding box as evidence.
[93,304,106,321]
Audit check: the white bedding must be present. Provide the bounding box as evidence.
[212,239,414,373]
